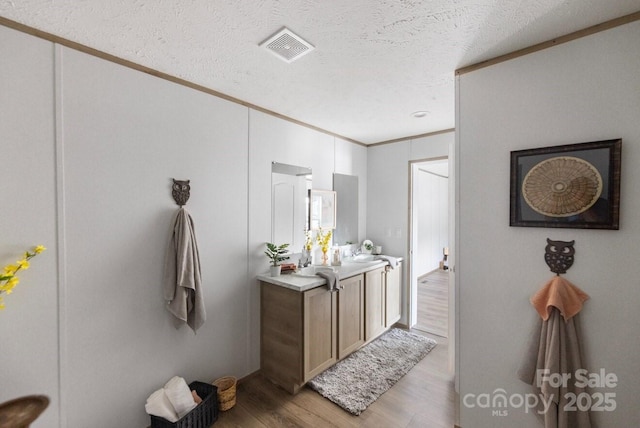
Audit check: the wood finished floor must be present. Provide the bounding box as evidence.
[415,270,449,338]
[215,330,454,428]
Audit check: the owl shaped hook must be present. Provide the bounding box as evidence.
[544,238,575,275]
[171,179,191,207]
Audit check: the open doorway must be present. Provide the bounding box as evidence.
[409,158,449,337]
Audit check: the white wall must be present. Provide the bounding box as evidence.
[0,26,59,427]
[367,132,453,325]
[457,21,640,427]
[414,161,449,275]
[59,46,250,428]
[0,24,368,427]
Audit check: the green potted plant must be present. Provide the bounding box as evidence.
[264,242,290,276]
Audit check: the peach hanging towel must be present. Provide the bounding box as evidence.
[531,276,590,322]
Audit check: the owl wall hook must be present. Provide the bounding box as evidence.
[171,179,191,207]
[544,238,575,275]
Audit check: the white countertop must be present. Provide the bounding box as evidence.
[257,256,402,292]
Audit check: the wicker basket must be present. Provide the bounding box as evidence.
[150,381,218,428]
[211,376,237,411]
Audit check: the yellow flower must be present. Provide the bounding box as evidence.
[1,278,19,295]
[315,228,332,251]
[304,231,313,251]
[0,245,45,311]
[3,264,18,275]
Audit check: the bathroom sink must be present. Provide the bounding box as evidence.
[294,266,337,277]
[351,254,376,262]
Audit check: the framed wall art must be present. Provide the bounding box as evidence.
[510,139,621,229]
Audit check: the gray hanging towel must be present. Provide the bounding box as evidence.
[317,270,340,292]
[518,277,591,428]
[163,207,206,333]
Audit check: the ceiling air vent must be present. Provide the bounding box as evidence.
[260,27,315,63]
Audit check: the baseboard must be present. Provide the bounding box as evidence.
[417,267,447,281]
[393,321,410,330]
[237,369,261,385]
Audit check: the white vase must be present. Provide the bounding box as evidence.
[270,265,282,277]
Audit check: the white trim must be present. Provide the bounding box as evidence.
[54,43,68,428]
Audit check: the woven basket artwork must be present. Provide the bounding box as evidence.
[522,156,602,217]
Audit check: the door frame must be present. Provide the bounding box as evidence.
[407,156,447,327]
[407,154,456,374]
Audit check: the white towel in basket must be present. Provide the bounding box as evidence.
[164,376,197,418]
[145,388,179,422]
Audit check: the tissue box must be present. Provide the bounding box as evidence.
[150,381,218,428]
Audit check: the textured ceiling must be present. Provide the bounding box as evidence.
[1,1,639,144]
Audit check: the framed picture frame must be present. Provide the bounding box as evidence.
[510,139,621,229]
[309,189,337,230]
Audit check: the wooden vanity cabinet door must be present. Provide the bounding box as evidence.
[385,262,402,326]
[337,274,365,358]
[365,267,386,341]
[260,282,303,394]
[303,286,337,382]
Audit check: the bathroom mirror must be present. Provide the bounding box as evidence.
[309,189,336,230]
[333,173,359,245]
[271,162,312,252]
